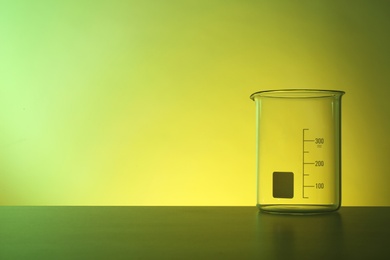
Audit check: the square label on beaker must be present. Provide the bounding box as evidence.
[273,172,294,198]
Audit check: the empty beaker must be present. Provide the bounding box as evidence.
[250,89,345,214]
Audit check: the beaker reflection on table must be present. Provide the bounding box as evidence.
[256,211,344,258]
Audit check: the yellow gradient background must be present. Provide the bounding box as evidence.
[1,0,389,205]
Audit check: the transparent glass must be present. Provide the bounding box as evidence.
[250,89,345,214]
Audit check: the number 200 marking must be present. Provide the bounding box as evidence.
[315,161,324,166]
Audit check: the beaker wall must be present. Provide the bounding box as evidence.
[251,90,344,214]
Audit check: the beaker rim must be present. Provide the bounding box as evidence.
[250,89,345,100]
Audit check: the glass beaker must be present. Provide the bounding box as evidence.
[250,89,345,214]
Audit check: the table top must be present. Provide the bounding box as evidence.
[1,206,389,259]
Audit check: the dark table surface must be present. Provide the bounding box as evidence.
[1,206,389,259]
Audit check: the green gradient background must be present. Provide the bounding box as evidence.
[1,0,389,205]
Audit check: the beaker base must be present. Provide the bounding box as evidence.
[257,204,340,215]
